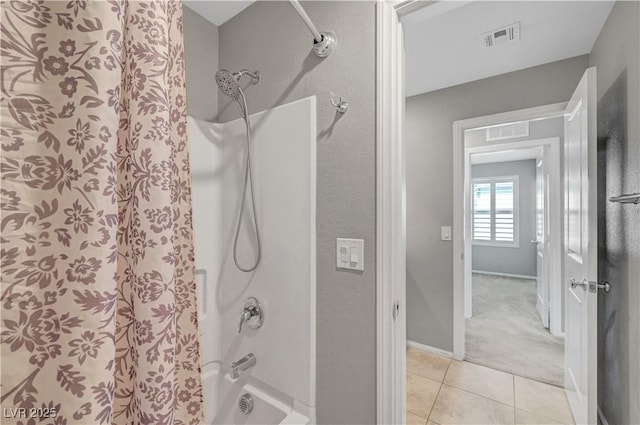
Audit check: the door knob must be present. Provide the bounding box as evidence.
[531,239,540,245]
[569,277,588,291]
[570,278,612,293]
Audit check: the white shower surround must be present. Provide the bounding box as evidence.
[189,96,317,424]
[201,366,311,424]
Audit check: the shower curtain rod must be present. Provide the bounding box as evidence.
[289,0,322,42]
[289,0,337,58]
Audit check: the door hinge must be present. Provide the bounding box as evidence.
[393,300,400,320]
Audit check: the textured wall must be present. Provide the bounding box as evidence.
[183,6,219,121]
[406,55,589,350]
[471,160,537,277]
[589,2,640,424]
[218,2,377,423]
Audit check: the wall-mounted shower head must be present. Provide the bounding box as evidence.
[215,69,260,101]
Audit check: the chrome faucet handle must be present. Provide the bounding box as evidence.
[237,297,264,333]
[238,309,252,333]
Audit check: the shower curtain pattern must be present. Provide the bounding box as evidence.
[0,1,203,424]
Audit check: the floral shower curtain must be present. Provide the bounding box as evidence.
[1,1,204,424]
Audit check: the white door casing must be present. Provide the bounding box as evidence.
[563,67,598,425]
[376,2,406,424]
[535,150,551,328]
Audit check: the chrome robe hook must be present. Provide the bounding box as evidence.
[331,96,348,114]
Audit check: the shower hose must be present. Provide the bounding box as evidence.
[232,91,261,272]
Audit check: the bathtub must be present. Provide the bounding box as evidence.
[203,364,311,425]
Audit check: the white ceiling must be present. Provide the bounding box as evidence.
[183,1,255,27]
[404,1,615,97]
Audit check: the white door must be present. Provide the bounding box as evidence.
[564,67,597,425]
[535,150,550,328]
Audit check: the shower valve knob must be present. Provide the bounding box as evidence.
[238,297,264,333]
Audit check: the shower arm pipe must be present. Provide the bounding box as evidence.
[288,0,337,58]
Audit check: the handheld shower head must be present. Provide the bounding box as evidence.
[214,68,262,273]
[215,69,260,101]
[216,69,241,101]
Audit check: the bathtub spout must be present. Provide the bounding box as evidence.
[231,353,256,379]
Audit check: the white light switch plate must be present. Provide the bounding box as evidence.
[336,238,364,271]
[441,226,452,241]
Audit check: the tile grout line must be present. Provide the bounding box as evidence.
[442,382,515,409]
[425,377,444,423]
[441,378,519,409]
[444,360,518,409]
[411,351,572,425]
[513,373,517,425]
[441,368,516,408]
[406,369,444,421]
[406,371,430,420]
[425,358,452,424]
[429,377,519,424]
[514,374,576,425]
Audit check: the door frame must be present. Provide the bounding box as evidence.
[463,136,563,339]
[452,104,567,359]
[377,2,595,422]
[376,2,408,424]
[535,148,550,329]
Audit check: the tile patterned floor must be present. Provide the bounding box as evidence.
[406,347,576,425]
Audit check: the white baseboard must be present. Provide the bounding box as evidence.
[472,270,537,280]
[406,340,453,358]
[597,405,609,425]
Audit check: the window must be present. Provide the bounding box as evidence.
[472,176,519,246]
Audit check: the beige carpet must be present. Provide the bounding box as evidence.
[465,273,564,387]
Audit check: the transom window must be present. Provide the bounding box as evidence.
[472,176,519,247]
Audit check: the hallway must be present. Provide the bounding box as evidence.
[466,273,564,386]
[406,348,575,424]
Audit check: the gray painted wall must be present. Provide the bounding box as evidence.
[589,2,640,424]
[406,55,589,350]
[183,6,219,121]
[471,160,537,277]
[218,2,377,424]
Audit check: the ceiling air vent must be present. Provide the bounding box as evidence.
[486,121,529,141]
[482,22,520,48]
